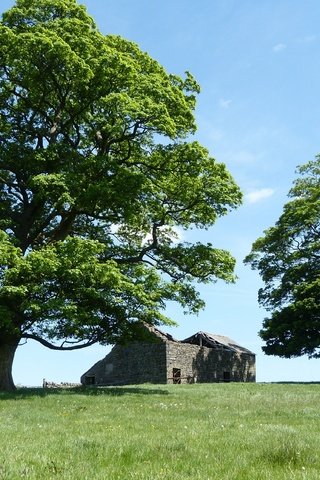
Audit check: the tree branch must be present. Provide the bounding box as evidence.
[111,221,163,264]
[50,208,78,242]
[22,333,98,350]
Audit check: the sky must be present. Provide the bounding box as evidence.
[1,0,320,385]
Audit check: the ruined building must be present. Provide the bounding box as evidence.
[81,324,256,385]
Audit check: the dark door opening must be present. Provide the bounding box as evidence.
[223,371,231,382]
[173,368,181,384]
[85,375,96,385]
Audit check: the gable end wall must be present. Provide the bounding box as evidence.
[166,342,255,383]
[83,342,167,386]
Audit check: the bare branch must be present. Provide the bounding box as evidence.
[22,333,98,350]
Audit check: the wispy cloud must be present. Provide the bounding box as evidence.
[273,43,286,53]
[230,150,259,165]
[297,34,316,44]
[245,188,274,204]
[209,128,224,142]
[219,98,232,109]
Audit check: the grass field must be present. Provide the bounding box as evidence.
[0,383,319,479]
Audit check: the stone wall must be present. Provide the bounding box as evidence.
[81,342,167,386]
[81,339,256,386]
[166,342,255,383]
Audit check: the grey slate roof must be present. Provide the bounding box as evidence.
[181,331,255,355]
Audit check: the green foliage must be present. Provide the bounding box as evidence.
[0,0,242,373]
[0,383,320,479]
[245,156,320,358]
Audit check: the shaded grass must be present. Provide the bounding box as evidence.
[0,383,319,479]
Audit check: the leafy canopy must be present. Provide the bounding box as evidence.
[245,156,320,358]
[0,0,242,352]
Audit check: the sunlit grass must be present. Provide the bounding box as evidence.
[0,383,319,479]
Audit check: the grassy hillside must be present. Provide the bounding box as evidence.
[0,383,319,479]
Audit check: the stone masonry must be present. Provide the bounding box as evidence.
[81,324,256,386]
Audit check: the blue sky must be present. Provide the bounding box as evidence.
[2,0,320,384]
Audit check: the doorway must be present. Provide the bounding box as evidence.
[223,371,231,382]
[173,368,181,384]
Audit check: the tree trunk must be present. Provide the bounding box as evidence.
[0,342,19,392]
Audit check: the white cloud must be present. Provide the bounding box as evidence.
[273,43,286,53]
[245,188,274,204]
[219,98,232,109]
[110,223,120,234]
[142,225,184,246]
[110,224,184,245]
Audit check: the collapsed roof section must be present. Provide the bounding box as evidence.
[141,322,179,343]
[181,331,255,355]
[135,323,254,354]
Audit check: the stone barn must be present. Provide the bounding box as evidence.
[81,324,256,385]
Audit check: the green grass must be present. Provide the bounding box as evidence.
[0,383,319,479]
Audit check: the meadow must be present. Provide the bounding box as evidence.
[0,383,319,479]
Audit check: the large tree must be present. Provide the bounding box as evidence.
[0,0,242,391]
[245,157,320,358]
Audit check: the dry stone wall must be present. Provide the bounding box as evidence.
[81,339,255,386]
[82,342,167,386]
[166,343,255,383]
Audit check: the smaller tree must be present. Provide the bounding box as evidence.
[244,156,320,358]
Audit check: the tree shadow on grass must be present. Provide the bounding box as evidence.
[0,385,170,400]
